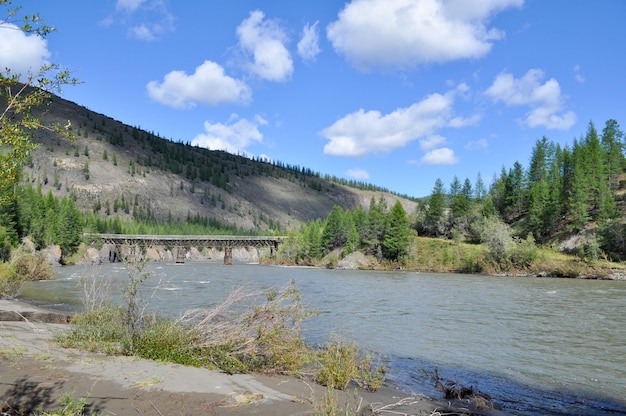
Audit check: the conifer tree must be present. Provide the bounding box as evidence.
[383,201,410,260]
[424,178,446,236]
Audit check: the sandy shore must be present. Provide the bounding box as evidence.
[0,299,500,415]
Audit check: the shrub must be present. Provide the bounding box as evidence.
[507,234,539,268]
[314,338,385,391]
[58,307,126,354]
[478,217,514,264]
[0,262,22,298]
[177,279,316,374]
[11,242,56,281]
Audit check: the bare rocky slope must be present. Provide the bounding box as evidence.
[23,94,418,232]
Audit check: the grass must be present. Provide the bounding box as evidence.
[314,338,385,391]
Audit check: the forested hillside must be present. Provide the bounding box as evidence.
[278,119,626,269]
[20,93,417,235]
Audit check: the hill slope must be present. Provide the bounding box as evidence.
[23,94,417,232]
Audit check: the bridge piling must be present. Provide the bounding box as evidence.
[224,247,233,265]
[176,247,186,264]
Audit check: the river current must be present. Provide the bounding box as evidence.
[19,262,626,415]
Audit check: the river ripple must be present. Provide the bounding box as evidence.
[20,262,626,415]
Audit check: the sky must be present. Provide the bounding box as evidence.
[2,0,625,198]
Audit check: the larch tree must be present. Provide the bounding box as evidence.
[383,201,410,261]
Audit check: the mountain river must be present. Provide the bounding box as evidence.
[18,262,626,415]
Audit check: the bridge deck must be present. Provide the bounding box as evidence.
[89,234,285,248]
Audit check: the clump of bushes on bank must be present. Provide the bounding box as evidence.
[56,257,385,392]
[0,239,56,298]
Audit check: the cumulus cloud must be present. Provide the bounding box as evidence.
[321,85,468,157]
[298,21,321,62]
[191,114,267,154]
[327,0,523,70]
[346,168,370,180]
[485,68,576,130]
[147,60,251,108]
[420,147,459,165]
[237,10,293,82]
[0,22,50,74]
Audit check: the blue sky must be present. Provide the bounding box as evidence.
[3,0,625,198]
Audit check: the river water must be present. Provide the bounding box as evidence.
[19,262,626,415]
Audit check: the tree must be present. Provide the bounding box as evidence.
[321,205,346,252]
[343,214,360,255]
[474,173,487,200]
[424,178,446,236]
[383,201,410,260]
[601,119,624,192]
[365,196,386,250]
[0,1,77,239]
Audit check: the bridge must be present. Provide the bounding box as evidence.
[88,234,286,264]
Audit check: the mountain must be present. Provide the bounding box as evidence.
[24,94,418,232]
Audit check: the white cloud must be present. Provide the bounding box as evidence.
[420,147,459,165]
[327,0,523,71]
[298,21,321,62]
[0,22,50,74]
[465,138,489,150]
[147,60,252,108]
[574,64,585,84]
[130,24,157,41]
[346,168,370,180]
[485,68,576,130]
[191,114,267,154]
[116,0,146,12]
[321,85,468,157]
[108,0,174,41]
[419,135,446,151]
[449,114,481,128]
[236,10,293,82]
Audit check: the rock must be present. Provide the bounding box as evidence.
[42,245,62,264]
[336,252,375,270]
[0,311,71,324]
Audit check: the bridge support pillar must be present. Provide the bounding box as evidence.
[176,247,186,264]
[224,247,233,265]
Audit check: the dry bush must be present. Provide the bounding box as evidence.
[11,243,56,281]
[79,263,115,313]
[177,278,315,374]
[0,262,21,298]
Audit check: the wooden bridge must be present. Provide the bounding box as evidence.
[88,234,286,264]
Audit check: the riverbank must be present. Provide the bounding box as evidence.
[0,299,501,416]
